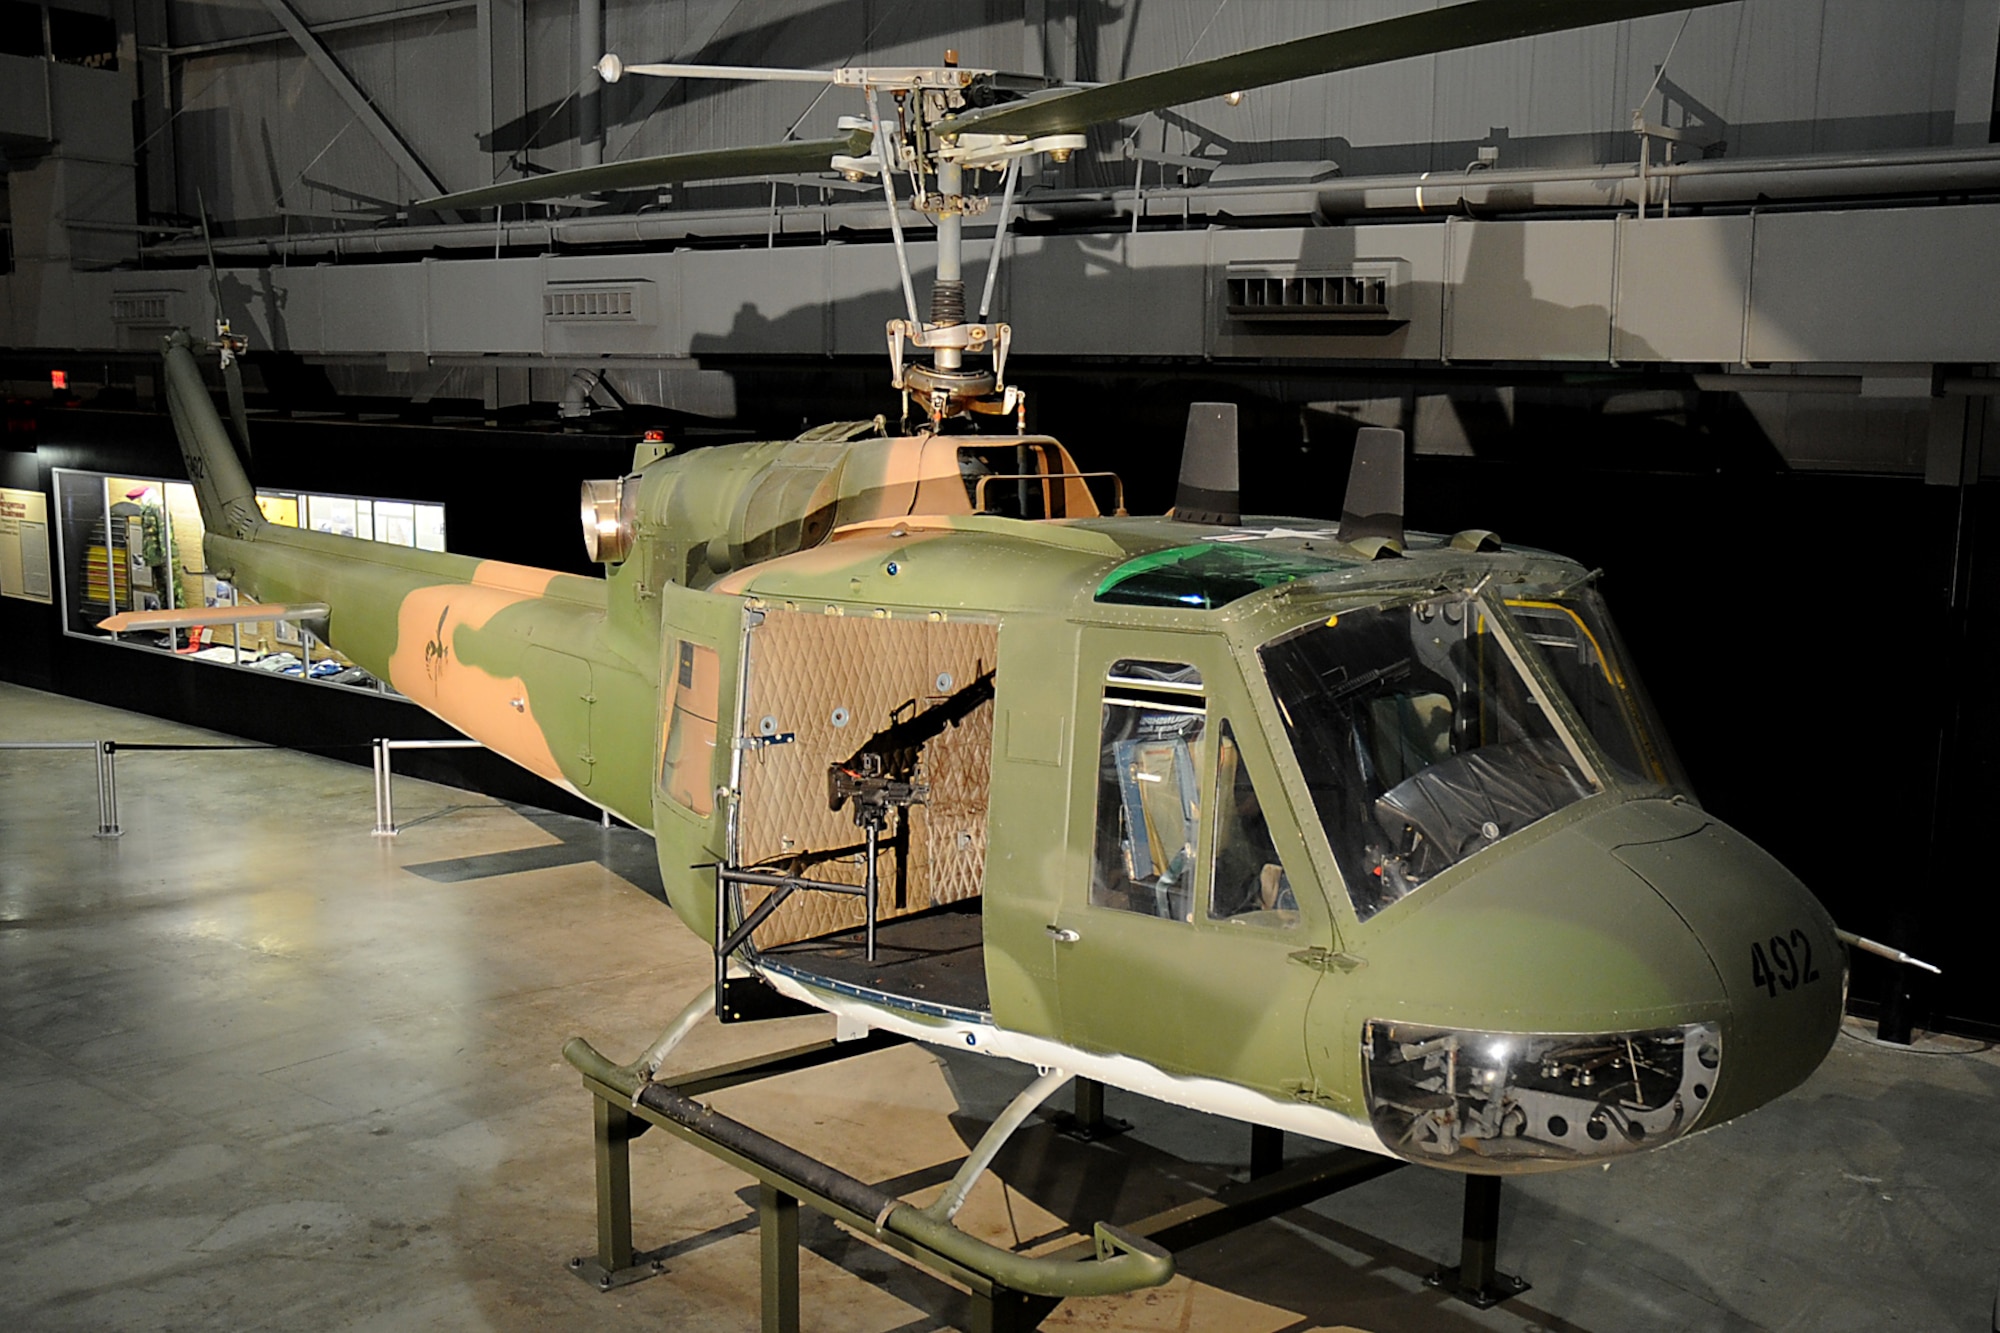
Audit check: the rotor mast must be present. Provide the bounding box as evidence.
[859,52,1080,428]
[596,46,1082,427]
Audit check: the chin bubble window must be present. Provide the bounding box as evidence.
[1362,1019,1721,1170]
[1090,660,1205,923]
[1260,596,1601,921]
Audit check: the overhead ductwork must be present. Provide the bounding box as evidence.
[1311,145,2000,220]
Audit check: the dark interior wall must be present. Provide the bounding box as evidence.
[4,370,1992,1034]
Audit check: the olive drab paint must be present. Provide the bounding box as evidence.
[157,330,1843,1174]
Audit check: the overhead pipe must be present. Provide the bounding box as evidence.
[1312,144,2000,219]
[146,145,2000,263]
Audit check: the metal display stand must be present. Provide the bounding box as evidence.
[564,1017,1437,1333]
[1047,1076,1131,1142]
[0,740,122,836]
[1425,1173,1531,1308]
[567,1029,910,1292]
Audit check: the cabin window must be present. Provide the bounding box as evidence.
[1208,721,1297,927]
[660,639,720,816]
[1089,660,1205,922]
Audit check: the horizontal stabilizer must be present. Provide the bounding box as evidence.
[99,602,330,634]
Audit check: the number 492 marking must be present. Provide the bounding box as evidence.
[1750,929,1821,998]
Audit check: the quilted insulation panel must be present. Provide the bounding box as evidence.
[736,609,998,947]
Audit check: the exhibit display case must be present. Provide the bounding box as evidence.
[52,468,445,696]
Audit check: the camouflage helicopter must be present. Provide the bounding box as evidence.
[116,0,1937,1303]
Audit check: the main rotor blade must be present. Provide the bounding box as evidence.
[944,0,1736,139]
[622,62,836,83]
[414,131,870,212]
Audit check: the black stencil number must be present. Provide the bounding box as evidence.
[1791,928,1820,985]
[1752,929,1822,998]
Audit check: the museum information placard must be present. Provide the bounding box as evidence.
[0,487,54,604]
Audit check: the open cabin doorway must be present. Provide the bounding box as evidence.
[728,606,999,1018]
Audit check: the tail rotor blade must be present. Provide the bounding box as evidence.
[196,189,251,464]
[196,188,227,336]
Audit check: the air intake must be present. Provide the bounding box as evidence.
[543,281,654,325]
[1222,261,1407,323]
[111,292,173,324]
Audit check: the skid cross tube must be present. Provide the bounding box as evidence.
[563,1033,1173,1330]
[558,1028,1461,1331]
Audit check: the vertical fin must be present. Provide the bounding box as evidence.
[1337,427,1405,546]
[1173,402,1240,525]
[162,330,264,539]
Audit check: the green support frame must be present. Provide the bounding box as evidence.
[565,1031,1438,1331]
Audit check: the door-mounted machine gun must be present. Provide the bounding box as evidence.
[819,668,997,959]
[717,669,1000,972]
[828,668,998,831]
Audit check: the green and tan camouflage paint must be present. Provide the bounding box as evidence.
[161,331,1842,1162]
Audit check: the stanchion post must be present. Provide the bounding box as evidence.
[1052,1076,1130,1142]
[1250,1125,1284,1179]
[595,1097,636,1276]
[95,740,121,838]
[1426,1173,1529,1308]
[371,739,396,837]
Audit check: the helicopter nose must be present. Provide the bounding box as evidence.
[1349,797,1841,1170]
[1584,799,1844,1126]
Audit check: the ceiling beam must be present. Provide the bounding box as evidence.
[150,0,476,60]
[255,0,449,202]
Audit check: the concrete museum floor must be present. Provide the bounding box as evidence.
[2,680,1996,1333]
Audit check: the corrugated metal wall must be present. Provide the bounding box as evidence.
[159,0,1997,227]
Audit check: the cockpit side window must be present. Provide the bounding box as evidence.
[1209,721,1297,929]
[1089,660,1205,923]
[1502,594,1680,791]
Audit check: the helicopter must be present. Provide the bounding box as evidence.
[111,0,1940,1306]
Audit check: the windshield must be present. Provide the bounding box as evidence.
[1498,588,1684,793]
[1260,596,1600,921]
